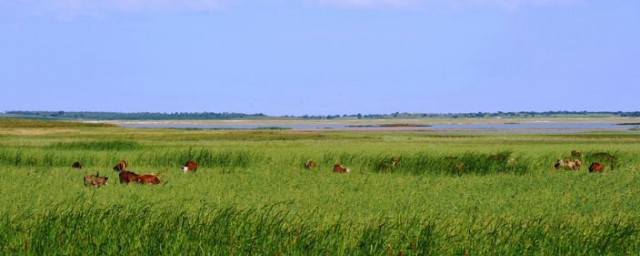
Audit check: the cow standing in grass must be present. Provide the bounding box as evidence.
[84,173,108,187]
[72,161,82,169]
[590,152,617,170]
[182,160,198,173]
[119,170,140,184]
[377,155,399,172]
[304,160,316,170]
[333,163,350,173]
[553,158,582,170]
[589,162,605,173]
[571,150,583,158]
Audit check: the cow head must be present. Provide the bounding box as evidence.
[113,160,128,172]
[72,162,82,169]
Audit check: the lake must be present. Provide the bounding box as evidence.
[117,121,638,133]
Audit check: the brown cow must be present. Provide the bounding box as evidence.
[113,160,128,172]
[391,155,399,167]
[376,155,399,172]
[119,170,140,184]
[304,160,316,170]
[553,158,582,171]
[72,161,83,169]
[182,160,198,173]
[590,152,617,170]
[333,163,350,173]
[138,174,161,185]
[571,150,583,158]
[84,173,108,187]
[589,162,605,173]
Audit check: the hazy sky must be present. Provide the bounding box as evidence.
[1,0,638,116]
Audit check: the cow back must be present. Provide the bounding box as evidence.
[119,171,139,184]
[138,174,161,185]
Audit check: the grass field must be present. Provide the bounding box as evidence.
[1,118,640,255]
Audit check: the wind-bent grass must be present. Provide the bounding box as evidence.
[1,121,640,254]
[3,205,640,255]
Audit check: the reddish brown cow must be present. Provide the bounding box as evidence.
[333,163,350,173]
[182,160,198,173]
[138,174,161,185]
[72,161,83,169]
[589,162,605,173]
[304,160,316,170]
[84,173,108,187]
[119,170,139,184]
[113,160,128,172]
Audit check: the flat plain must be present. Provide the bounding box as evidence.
[1,118,640,255]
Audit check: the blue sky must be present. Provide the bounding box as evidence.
[1,0,638,116]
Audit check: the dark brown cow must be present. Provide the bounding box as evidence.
[119,170,139,184]
[589,162,605,173]
[182,160,198,173]
[304,160,316,170]
[113,160,128,172]
[138,174,161,185]
[333,163,350,173]
[72,161,83,169]
[84,173,108,187]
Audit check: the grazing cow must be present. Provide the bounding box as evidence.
[376,155,399,172]
[553,158,582,170]
[119,170,140,184]
[589,162,605,173]
[590,152,617,170]
[571,150,583,158]
[113,160,128,172]
[138,174,161,185]
[72,161,82,169]
[390,155,399,167]
[444,156,466,176]
[182,160,198,173]
[84,173,108,187]
[304,160,316,170]
[333,163,350,173]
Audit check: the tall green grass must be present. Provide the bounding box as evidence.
[0,146,633,176]
[2,205,640,255]
[49,140,142,151]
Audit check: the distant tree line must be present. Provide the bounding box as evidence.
[2,110,639,120]
[1,111,268,120]
[286,111,640,119]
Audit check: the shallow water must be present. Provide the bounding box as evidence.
[118,121,636,133]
